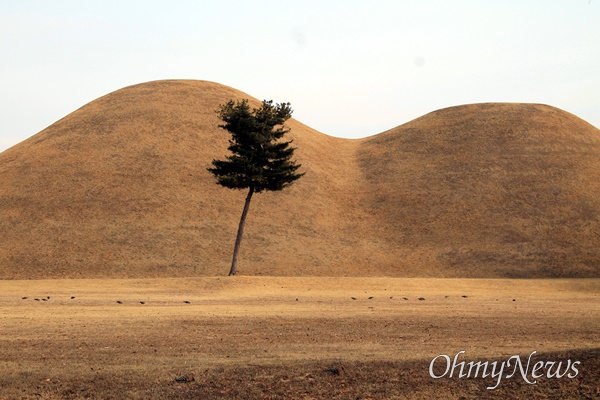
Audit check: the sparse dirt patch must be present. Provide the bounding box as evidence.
[0,277,598,399]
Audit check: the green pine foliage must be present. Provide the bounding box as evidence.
[208,99,304,193]
[208,99,304,275]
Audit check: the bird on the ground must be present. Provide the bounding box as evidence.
[71,296,76,299]
[418,297,426,301]
[174,374,194,383]
[116,301,123,304]
[21,297,28,300]
[140,301,145,305]
[183,301,191,304]
[323,365,345,375]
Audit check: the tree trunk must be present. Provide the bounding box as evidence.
[228,186,254,276]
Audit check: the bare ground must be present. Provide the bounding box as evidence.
[0,277,598,399]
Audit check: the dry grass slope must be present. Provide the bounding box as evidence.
[1,80,599,278]
[359,103,600,278]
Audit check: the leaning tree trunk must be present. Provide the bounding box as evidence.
[228,186,255,276]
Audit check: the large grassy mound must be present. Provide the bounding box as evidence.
[1,80,599,278]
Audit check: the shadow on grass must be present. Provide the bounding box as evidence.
[1,348,598,399]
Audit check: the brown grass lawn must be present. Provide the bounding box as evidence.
[0,277,598,399]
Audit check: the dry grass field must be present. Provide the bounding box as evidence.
[1,277,598,399]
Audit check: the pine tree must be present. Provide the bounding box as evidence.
[209,99,304,276]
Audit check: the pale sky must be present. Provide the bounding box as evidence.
[1,1,598,152]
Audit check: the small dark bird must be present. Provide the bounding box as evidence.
[42,298,48,301]
[461,295,468,298]
[47,296,50,299]
[116,301,123,304]
[21,297,28,300]
[368,296,374,300]
[295,298,299,301]
[418,297,425,301]
[403,297,409,300]
[34,298,40,301]
[351,297,357,300]
[140,301,145,305]
[513,299,516,302]
[183,301,191,304]
[389,296,393,299]
[323,365,345,376]
[71,296,76,299]
[174,374,194,383]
